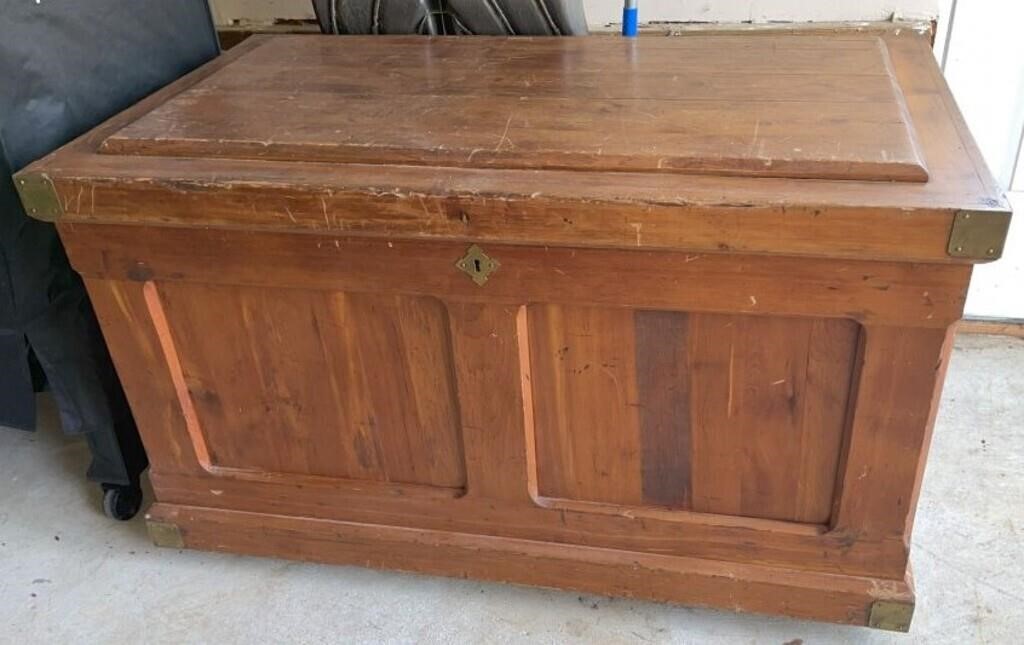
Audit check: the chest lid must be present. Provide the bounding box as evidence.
[17,33,1011,264]
[99,35,928,183]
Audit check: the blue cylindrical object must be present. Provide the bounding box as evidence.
[622,0,638,37]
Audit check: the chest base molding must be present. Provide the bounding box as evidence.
[146,502,914,631]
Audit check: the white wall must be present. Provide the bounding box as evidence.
[583,0,938,25]
[940,0,1024,319]
[210,0,311,26]
[940,1,1024,191]
[966,194,1023,320]
[209,0,940,27]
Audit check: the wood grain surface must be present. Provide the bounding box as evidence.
[154,283,465,488]
[148,501,915,628]
[101,37,929,182]
[28,31,998,628]
[20,33,1010,264]
[528,307,857,523]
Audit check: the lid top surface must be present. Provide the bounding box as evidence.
[100,34,928,183]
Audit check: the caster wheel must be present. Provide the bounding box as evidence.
[102,484,143,521]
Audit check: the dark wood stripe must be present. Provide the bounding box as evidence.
[634,310,692,508]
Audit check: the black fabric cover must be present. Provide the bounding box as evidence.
[0,0,219,485]
[312,0,588,36]
[0,331,34,430]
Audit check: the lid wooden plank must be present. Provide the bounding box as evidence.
[100,35,928,183]
[237,34,898,75]
[199,68,901,103]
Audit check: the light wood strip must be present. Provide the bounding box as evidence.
[142,281,213,468]
[957,317,1024,337]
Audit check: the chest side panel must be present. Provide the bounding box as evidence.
[67,222,969,579]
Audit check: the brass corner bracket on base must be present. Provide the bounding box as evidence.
[146,519,186,549]
[947,210,1011,260]
[868,599,915,632]
[12,172,64,222]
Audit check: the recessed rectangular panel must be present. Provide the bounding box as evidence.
[154,283,466,489]
[528,305,859,524]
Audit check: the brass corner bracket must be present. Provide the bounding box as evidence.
[868,599,914,632]
[146,519,186,549]
[947,210,1011,260]
[13,172,63,222]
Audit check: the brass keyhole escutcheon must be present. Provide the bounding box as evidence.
[456,244,499,286]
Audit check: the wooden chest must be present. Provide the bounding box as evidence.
[18,33,1011,630]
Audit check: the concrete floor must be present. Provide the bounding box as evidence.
[1,334,1022,644]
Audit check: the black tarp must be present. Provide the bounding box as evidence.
[0,0,219,486]
[311,0,588,36]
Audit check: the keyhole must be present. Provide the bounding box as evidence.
[456,245,498,285]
